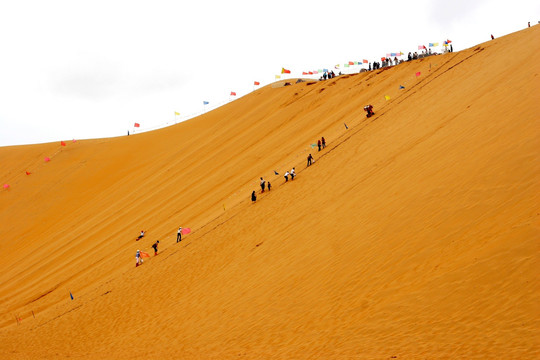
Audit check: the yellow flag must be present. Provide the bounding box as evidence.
[275,75,281,79]
[385,95,391,101]
[175,112,180,116]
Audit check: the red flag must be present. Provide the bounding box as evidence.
[254,81,260,85]
[415,71,421,77]
[281,68,291,74]
[363,59,368,64]
[25,171,31,175]
[381,57,386,61]
[44,157,50,162]
[446,39,452,43]
[140,251,150,258]
[61,141,66,146]
[348,61,354,65]
[302,72,307,75]
[230,92,236,96]
[134,123,140,128]
[308,71,313,75]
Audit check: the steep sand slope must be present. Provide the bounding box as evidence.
[0,26,539,359]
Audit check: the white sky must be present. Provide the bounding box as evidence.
[1,0,538,146]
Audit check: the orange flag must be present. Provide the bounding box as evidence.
[140,251,150,258]
[25,171,31,175]
[254,81,260,85]
[61,141,66,146]
[281,68,291,74]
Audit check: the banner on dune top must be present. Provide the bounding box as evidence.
[254,81,260,85]
[181,227,191,235]
[175,111,180,116]
[348,61,354,65]
[281,68,291,74]
[363,59,368,64]
[429,42,439,47]
[230,92,236,96]
[203,101,209,105]
[134,123,140,127]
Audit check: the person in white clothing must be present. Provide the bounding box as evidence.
[290,168,296,180]
[284,171,290,182]
[177,227,182,243]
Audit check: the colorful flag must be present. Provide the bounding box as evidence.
[381,57,386,61]
[61,141,66,146]
[415,71,421,77]
[281,68,291,74]
[275,75,281,79]
[181,227,191,235]
[363,59,368,64]
[70,291,74,300]
[140,251,151,258]
[335,64,340,69]
[175,112,180,116]
[418,45,426,50]
[318,69,323,73]
[3,184,9,189]
[230,92,236,96]
[385,95,391,101]
[429,42,439,47]
[308,71,313,74]
[203,101,209,105]
[134,123,140,127]
[44,157,50,162]
[348,61,354,65]
[344,64,349,67]
[323,68,328,72]
[254,81,260,85]
[302,72,308,75]
[446,39,452,43]
[399,85,405,89]
[25,171,31,175]
[386,53,391,57]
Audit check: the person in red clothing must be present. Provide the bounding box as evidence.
[317,139,321,151]
[152,241,159,255]
[321,137,326,149]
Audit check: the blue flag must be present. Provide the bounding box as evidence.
[70,291,74,300]
[203,101,209,105]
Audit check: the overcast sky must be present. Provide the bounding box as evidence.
[1,0,538,146]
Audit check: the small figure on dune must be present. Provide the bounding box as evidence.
[321,137,326,149]
[491,34,495,40]
[364,104,374,118]
[307,154,313,167]
[177,227,182,243]
[260,177,266,193]
[152,241,160,256]
[284,170,290,182]
[135,250,143,267]
[317,139,321,151]
[251,191,257,203]
[290,168,296,180]
[268,181,271,191]
[136,230,145,241]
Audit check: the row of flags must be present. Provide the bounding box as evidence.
[418,39,452,50]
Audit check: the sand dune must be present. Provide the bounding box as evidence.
[0,26,539,359]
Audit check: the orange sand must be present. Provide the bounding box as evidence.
[0,27,539,359]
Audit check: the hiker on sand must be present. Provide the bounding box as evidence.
[268,181,271,191]
[321,137,326,149]
[290,168,296,180]
[307,154,313,167]
[152,241,159,256]
[251,191,257,203]
[317,139,321,151]
[136,230,145,241]
[260,177,266,193]
[284,170,290,182]
[135,250,143,267]
[177,227,182,243]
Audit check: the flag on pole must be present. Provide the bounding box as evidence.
[254,81,260,85]
[446,39,452,43]
[415,71,421,77]
[418,45,426,50]
[281,68,291,74]
[203,101,209,105]
[348,61,354,65]
[134,123,140,127]
[429,42,439,47]
[275,75,281,79]
[363,59,368,63]
[230,92,236,96]
[61,141,66,146]
[302,72,308,75]
[175,112,180,116]
[344,64,349,68]
[385,95,391,101]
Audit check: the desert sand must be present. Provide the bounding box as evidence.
[0,26,539,359]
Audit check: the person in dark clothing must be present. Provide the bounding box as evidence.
[317,139,321,151]
[152,240,159,256]
[251,191,257,202]
[177,227,182,243]
[136,230,145,241]
[284,170,289,182]
[491,34,495,40]
[321,137,326,149]
[450,44,453,52]
[368,62,372,71]
[260,177,266,192]
[290,168,296,180]
[307,154,313,167]
[267,181,271,191]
